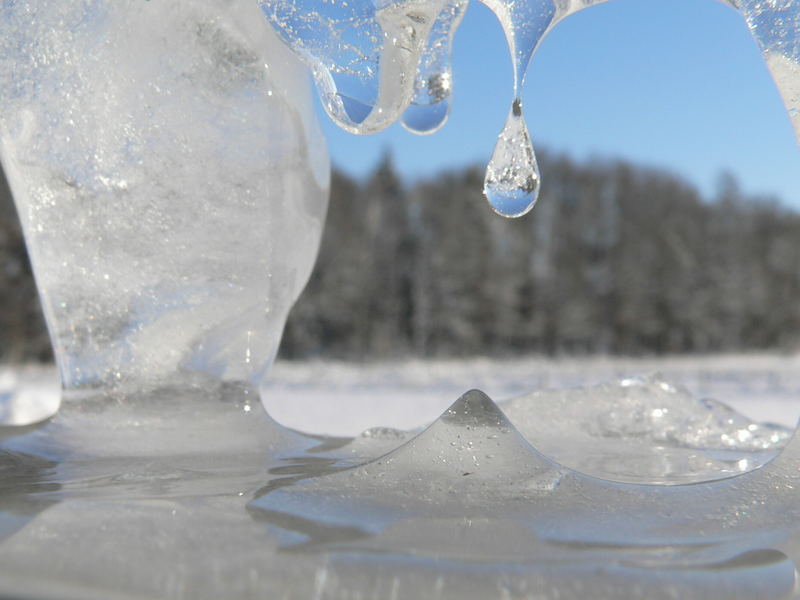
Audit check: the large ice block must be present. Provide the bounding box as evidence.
[0,1,329,398]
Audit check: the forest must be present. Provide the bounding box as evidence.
[2,149,800,362]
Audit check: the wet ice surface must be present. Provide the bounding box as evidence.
[502,375,792,484]
[261,354,800,434]
[261,359,796,486]
[1,358,800,598]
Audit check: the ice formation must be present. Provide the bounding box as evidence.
[246,387,800,599]
[0,0,799,598]
[259,0,800,217]
[0,0,329,401]
[0,372,796,599]
[501,375,792,484]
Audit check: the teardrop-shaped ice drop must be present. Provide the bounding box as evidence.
[483,102,540,218]
[401,0,465,135]
[401,97,450,134]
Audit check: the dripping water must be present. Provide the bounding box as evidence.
[259,0,800,219]
[401,0,467,134]
[479,0,559,216]
[484,98,541,217]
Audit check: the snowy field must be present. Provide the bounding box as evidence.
[261,353,800,436]
[3,354,800,436]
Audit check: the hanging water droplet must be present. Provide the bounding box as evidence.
[479,0,553,218]
[402,97,451,134]
[483,100,540,218]
[403,72,452,134]
[402,1,464,135]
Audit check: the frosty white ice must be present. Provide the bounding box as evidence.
[0,0,329,404]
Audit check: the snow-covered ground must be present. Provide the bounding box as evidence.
[3,354,800,436]
[261,353,800,436]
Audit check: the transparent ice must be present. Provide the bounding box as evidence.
[0,0,799,598]
[400,0,467,135]
[0,0,329,396]
[259,0,800,217]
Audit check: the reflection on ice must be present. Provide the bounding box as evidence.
[248,386,800,599]
[0,373,797,598]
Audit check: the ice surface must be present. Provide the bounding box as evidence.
[765,51,800,141]
[0,371,799,599]
[264,370,793,485]
[247,386,800,599]
[502,374,792,484]
[261,354,800,434]
[0,0,329,399]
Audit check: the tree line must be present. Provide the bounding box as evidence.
[0,172,50,362]
[282,151,800,359]
[2,150,800,363]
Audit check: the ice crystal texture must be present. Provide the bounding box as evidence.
[0,0,329,396]
[260,0,455,134]
[501,374,792,484]
[737,0,800,139]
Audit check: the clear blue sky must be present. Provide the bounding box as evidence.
[318,0,800,207]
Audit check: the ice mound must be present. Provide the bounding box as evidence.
[314,374,792,485]
[246,387,800,599]
[502,374,792,484]
[344,389,564,489]
[250,390,566,553]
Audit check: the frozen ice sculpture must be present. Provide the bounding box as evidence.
[0,0,329,405]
